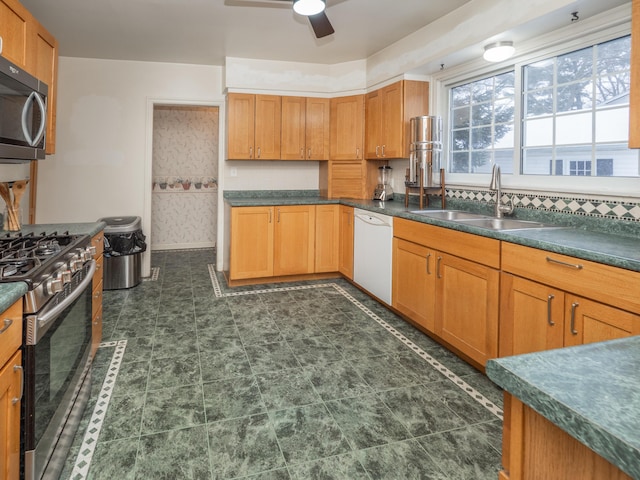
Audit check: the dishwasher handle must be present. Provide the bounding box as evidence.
[355,213,392,227]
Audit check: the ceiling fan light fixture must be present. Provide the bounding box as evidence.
[293,0,325,16]
[483,41,515,62]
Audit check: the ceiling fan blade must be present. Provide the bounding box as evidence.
[308,11,335,38]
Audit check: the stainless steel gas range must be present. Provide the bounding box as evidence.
[0,232,96,480]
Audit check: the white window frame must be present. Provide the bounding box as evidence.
[430,8,638,198]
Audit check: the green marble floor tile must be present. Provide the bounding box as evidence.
[98,392,144,442]
[269,403,351,465]
[195,310,235,330]
[378,384,467,436]
[151,331,199,360]
[208,413,286,479]
[154,312,196,335]
[426,380,498,425]
[141,384,205,435]
[197,326,243,351]
[241,468,291,480]
[325,394,411,450]
[255,369,321,411]
[287,452,369,480]
[392,351,448,385]
[111,314,157,339]
[417,423,502,480]
[147,353,201,390]
[286,335,344,367]
[265,303,308,321]
[236,318,285,345]
[303,360,374,401]
[203,376,266,422]
[357,439,449,480]
[111,360,151,397]
[258,290,296,304]
[244,341,302,374]
[135,426,211,480]
[420,343,479,377]
[199,347,253,383]
[119,336,153,364]
[348,354,425,391]
[157,297,195,317]
[86,438,139,480]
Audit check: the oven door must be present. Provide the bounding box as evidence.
[23,260,96,480]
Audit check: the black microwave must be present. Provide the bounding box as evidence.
[0,55,48,162]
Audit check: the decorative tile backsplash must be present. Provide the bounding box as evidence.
[447,188,640,222]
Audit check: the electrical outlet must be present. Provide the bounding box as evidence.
[230,168,237,177]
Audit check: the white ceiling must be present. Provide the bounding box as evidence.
[21,0,631,73]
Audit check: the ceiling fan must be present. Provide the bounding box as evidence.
[229,0,335,38]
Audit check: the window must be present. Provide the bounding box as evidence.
[522,36,636,177]
[445,34,640,180]
[449,72,515,174]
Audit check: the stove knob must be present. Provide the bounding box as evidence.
[87,246,97,257]
[61,270,72,284]
[82,250,93,262]
[46,276,63,295]
[70,257,83,273]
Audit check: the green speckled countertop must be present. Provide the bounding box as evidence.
[224,190,640,273]
[0,222,106,310]
[486,338,640,479]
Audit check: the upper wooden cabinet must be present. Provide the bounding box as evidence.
[365,80,429,160]
[330,94,364,160]
[227,93,281,160]
[630,0,640,148]
[1,0,59,154]
[281,97,330,160]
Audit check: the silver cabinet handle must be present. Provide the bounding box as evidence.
[249,147,253,159]
[547,294,555,326]
[436,256,442,279]
[0,318,13,334]
[375,145,380,157]
[356,147,360,158]
[308,148,312,159]
[381,145,386,157]
[277,208,280,223]
[269,209,272,223]
[300,148,304,159]
[546,256,583,270]
[12,365,23,405]
[257,147,261,159]
[570,302,579,335]
[426,253,431,275]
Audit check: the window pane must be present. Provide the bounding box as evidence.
[522,147,553,175]
[471,151,491,173]
[525,89,553,117]
[524,117,553,146]
[595,144,640,176]
[597,36,631,74]
[451,129,469,151]
[472,126,492,149]
[557,81,592,112]
[451,151,471,173]
[472,103,492,126]
[495,72,515,98]
[452,107,470,129]
[495,149,514,174]
[556,112,592,145]
[495,124,514,149]
[557,146,593,175]
[494,98,514,123]
[452,84,471,108]
[557,47,593,84]
[596,72,630,106]
[525,60,554,90]
[595,107,629,143]
[472,78,493,102]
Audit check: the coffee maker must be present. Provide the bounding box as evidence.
[373,165,394,201]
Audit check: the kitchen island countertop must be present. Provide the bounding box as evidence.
[486,337,640,479]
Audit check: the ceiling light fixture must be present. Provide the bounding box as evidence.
[293,0,325,16]
[483,41,515,62]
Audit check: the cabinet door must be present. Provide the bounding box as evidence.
[0,0,30,69]
[273,205,315,276]
[230,206,274,279]
[330,95,364,160]
[0,350,22,480]
[563,295,640,347]
[281,96,306,160]
[500,273,565,357]
[227,93,255,159]
[435,252,499,366]
[31,21,58,154]
[364,89,381,159]
[329,160,366,199]
[338,205,354,279]
[306,97,330,160]
[315,204,339,272]
[254,95,281,159]
[392,238,436,331]
[379,82,404,158]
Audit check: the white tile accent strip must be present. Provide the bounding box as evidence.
[207,265,503,420]
[70,340,127,480]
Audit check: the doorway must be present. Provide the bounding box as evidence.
[150,105,219,250]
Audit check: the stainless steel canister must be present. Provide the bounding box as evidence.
[407,115,443,187]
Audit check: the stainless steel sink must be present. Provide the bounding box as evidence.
[456,218,555,231]
[410,210,490,221]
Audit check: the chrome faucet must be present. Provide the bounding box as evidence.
[490,164,514,218]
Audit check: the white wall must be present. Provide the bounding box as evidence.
[35,57,224,274]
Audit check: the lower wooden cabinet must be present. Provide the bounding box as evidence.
[315,205,339,273]
[338,205,354,279]
[500,394,633,480]
[392,218,500,367]
[500,273,640,356]
[91,231,104,358]
[230,204,342,281]
[0,298,23,480]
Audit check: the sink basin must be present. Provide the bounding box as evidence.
[410,210,490,221]
[457,218,555,231]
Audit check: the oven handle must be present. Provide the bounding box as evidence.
[34,260,96,334]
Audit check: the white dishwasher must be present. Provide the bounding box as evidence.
[353,208,393,305]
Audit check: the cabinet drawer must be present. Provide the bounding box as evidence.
[0,299,23,368]
[502,242,640,315]
[394,218,500,268]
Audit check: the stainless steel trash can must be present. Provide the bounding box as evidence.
[98,216,146,290]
